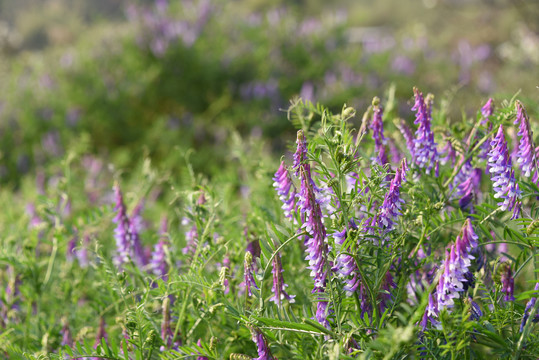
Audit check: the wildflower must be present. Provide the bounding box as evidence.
[242,251,258,297]
[151,217,169,280]
[421,294,440,331]
[130,201,148,267]
[412,88,438,175]
[379,271,396,313]
[467,297,482,321]
[160,297,180,351]
[500,263,515,301]
[370,97,388,166]
[440,139,456,167]
[60,317,73,347]
[514,101,538,182]
[113,183,134,267]
[333,221,361,294]
[269,251,295,307]
[196,339,208,360]
[456,168,482,212]
[488,125,522,218]
[520,283,539,332]
[481,98,494,128]
[436,219,478,311]
[250,327,275,360]
[295,130,330,328]
[398,119,415,158]
[272,161,297,220]
[182,225,198,255]
[378,158,408,232]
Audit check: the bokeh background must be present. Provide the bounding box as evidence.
[0,0,538,185]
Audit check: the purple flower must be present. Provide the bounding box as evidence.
[435,219,478,312]
[182,225,198,255]
[250,327,275,360]
[398,119,415,159]
[333,221,361,295]
[467,297,482,321]
[440,140,456,167]
[488,125,522,218]
[378,159,408,232]
[60,319,73,347]
[421,293,440,331]
[500,263,515,301]
[242,251,258,297]
[130,201,148,267]
[196,338,208,360]
[481,98,494,128]
[514,101,539,182]
[412,88,439,175]
[520,282,539,332]
[269,251,295,307]
[273,161,297,220]
[151,217,170,280]
[160,297,180,351]
[113,184,133,267]
[92,317,108,359]
[379,271,396,313]
[370,97,388,166]
[456,168,482,212]
[295,130,330,328]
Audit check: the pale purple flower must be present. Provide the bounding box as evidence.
[421,293,440,331]
[378,159,408,232]
[500,263,514,301]
[435,219,478,312]
[481,98,494,128]
[113,184,133,267]
[333,221,361,294]
[370,97,388,166]
[130,201,148,267]
[242,251,258,297]
[456,168,482,212]
[151,217,170,280]
[440,140,456,167]
[250,327,275,360]
[520,282,539,332]
[182,225,198,255]
[196,338,208,360]
[488,125,522,218]
[468,297,482,321]
[60,320,73,347]
[514,101,539,182]
[412,88,439,175]
[269,252,295,307]
[379,271,396,313]
[160,297,180,351]
[398,119,415,158]
[273,162,297,220]
[295,130,330,328]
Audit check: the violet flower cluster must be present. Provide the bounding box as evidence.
[370,97,388,166]
[520,282,539,332]
[412,87,439,175]
[378,158,408,232]
[514,101,538,182]
[294,130,330,328]
[269,251,295,307]
[435,219,478,315]
[333,221,361,295]
[242,251,258,297]
[500,263,515,302]
[272,161,297,220]
[150,217,170,281]
[488,125,522,218]
[250,327,275,360]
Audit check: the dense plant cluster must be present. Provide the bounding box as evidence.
[1,87,538,359]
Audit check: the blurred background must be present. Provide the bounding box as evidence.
[0,0,537,186]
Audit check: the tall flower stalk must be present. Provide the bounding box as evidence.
[514,101,539,183]
[412,87,439,175]
[488,125,521,218]
[370,97,388,166]
[294,130,331,329]
[273,161,297,220]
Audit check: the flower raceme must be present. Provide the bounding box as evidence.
[370,96,389,166]
[294,130,331,329]
[433,219,478,317]
[488,125,522,218]
[269,251,295,307]
[412,87,439,175]
[272,161,297,220]
[514,101,539,183]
